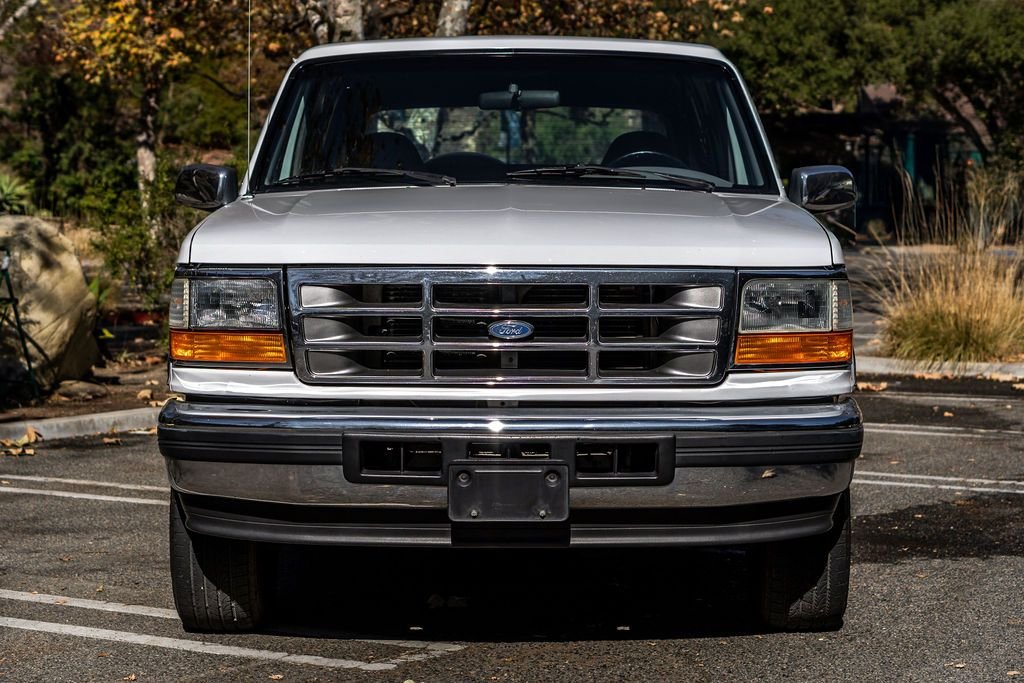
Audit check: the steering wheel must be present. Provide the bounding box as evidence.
[607,150,687,169]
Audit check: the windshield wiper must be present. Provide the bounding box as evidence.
[269,167,456,188]
[507,164,714,191]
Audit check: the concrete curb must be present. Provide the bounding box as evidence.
[2,356,1021,443]
[858,356,1024,381]
[0,407,161,443]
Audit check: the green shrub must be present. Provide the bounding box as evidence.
[0,172,31,215]
[91,154,207,306]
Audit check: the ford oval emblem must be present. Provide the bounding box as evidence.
[488,320,535,341]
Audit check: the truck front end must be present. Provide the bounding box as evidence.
[160,37,861,633]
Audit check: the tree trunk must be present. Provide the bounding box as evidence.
[295,1,327,43]
[329,0,363,41]
[435,0,470,37]
[136,82,159,219]
[934,84,995,159]
[0,0,41,42]
[295,0,364,43]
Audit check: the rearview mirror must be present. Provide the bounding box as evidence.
[479,86,560,111]
[788,165,856,213]
[175,164,239,211]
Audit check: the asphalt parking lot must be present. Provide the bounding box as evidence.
[1,384,1022,682]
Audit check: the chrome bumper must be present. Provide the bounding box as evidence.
[159,399,860,510]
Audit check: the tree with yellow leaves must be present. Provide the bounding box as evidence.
[56,0,250,205]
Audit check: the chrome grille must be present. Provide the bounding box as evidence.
[288,268,735,385]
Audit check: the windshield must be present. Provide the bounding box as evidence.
[251,52,777,194]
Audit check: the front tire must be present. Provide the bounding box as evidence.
[169,494,264,632]
[760,491,851,631]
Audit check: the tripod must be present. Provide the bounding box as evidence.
[1,246,39,399]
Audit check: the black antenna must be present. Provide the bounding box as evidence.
[246,0,252,183]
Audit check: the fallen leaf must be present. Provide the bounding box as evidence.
[761,468,777,479]
[102,437,123,445]
[136,388,153,401]
[945,662,967,669]
[143,355,163,365]
[144,379,159,386]
[124,675,137,681]
[96,585,104,593]
[914,372,953,380]
[856,381,888,392]
[128,427,158,435]
[985,372,1017,383]
[1008,671,1021,677]
[97,652,110,657]
[0,480,9,485]
[55,598,66,605]
[269,676,284,681]
[943,411,954,417]
[148,400,167,407]
[11,426,42,448]
[59,555,72,562]
[1013,384,1024,391]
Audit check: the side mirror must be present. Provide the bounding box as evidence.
[174,164,239,211]
[788,165,856,213]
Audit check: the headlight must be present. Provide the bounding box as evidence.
[734,278,853,366]
[169,277,287,364]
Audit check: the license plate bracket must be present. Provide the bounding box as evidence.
[448,462,569,523]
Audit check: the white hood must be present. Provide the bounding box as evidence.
[183,184,839,267]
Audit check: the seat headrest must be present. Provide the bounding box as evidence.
[352,132,423,170]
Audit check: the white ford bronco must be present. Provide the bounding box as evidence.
[162,36,861,633]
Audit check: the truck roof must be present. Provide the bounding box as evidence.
[296,35,729,64]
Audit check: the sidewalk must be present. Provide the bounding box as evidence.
[0,407,159,443]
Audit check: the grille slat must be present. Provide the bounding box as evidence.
[290,269,733,384]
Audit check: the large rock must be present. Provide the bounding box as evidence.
[1,216,99,394]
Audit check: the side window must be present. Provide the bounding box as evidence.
[719,84,764,188]
[279,95,306,180]
[725,108,749,186]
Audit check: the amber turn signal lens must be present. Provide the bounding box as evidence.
[170,330,288,364]
[734,331,853,366]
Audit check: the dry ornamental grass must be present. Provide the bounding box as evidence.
[875,165,1024,364]
[881,249,1024,363]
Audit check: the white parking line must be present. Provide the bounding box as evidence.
[864,427,990,439]
[0,486,166,505]
[0,474,169,492]
[852,478,1024,495]
[0,589,177,620]
[0,616,396,671]
[864,422,1024,438]
[856,471,1024,486]
[0,588,466,658]
[865,391,1024,405]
